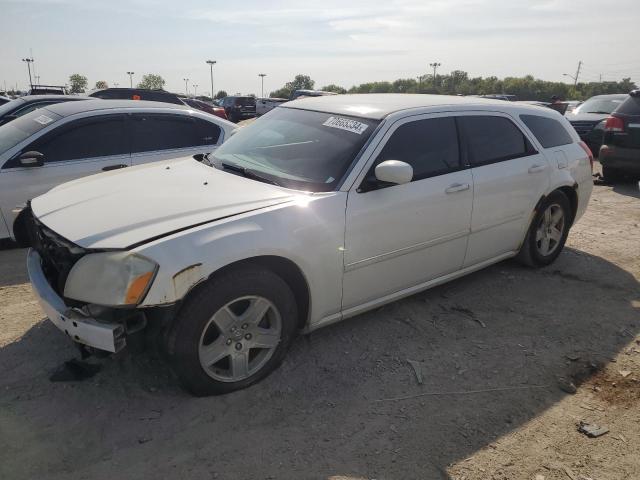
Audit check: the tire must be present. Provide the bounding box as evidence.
[602,165,623,183]
[168,265,298,396]
[516,191,572,268]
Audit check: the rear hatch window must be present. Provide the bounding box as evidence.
[615,95,640,116]
[234,97,256,107]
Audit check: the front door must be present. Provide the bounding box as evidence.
[0,114,129,235]
[342,114,473,310]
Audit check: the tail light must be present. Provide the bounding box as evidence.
[604,116,624,132]
[578,141,594,172]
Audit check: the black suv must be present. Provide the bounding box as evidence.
[565,94,627,156]
[599,90,640,182]
[219,96,256,122]
[89,88,185,105]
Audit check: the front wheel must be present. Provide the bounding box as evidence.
[168,266,298,396]
[517,191,572,267]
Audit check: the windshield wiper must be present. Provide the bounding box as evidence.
[585,111,611,114]
[221,161,282,187]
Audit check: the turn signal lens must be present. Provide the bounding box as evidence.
[125,271,155,305]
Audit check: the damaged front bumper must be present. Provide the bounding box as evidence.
[27,249,126,353]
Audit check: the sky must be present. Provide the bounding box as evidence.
[1,0,639,96]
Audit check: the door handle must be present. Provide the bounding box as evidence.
[102,164,128,172]
[445,183,470,194]
[528,164,546,174]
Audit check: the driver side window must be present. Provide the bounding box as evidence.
[372,117,461,182]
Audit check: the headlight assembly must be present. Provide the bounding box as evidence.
[64,252,158,307]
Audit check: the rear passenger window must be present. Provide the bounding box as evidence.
[131,114,218,153]
[459,116,535,166]
[374,117,460,181]
[520,115,573,148]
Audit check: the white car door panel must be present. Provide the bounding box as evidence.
[343,115,473,310]
[459,114,551,266]
[0,114,129,237]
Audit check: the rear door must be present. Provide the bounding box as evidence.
[130,113,221,166]
[459,113,550,266]
[0,114,129,233]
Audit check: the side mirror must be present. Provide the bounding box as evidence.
[19,151,44,167]
[374,160,413,185]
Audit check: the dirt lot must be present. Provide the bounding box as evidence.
[1,174,639,480]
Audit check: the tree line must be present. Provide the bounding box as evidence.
[269,72,637,102]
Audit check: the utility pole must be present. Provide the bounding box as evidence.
[573,60,582,88]
[429,62,441,87]
[193,84,198,97]
[258,73,266,98]
[35,75,40,85]
[22,57,34,89]
[417,75,422,92]
[126,71,134,88]
[183,78,189,96]
[206,60,216,100]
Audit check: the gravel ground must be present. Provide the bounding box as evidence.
[0,172,639,480]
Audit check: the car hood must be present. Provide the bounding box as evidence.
[566,112,609,123]
[30,157,298,249]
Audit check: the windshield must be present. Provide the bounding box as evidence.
[0,108,61,155]
[574,96,626,114]
[212,107,379,191]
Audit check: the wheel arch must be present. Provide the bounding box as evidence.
[186,255,311,331]
[12,209,31,247]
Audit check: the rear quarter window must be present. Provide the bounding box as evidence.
[520,114,574,148]
[615,96,640,116]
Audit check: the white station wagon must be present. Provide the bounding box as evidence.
[26,94,593,395]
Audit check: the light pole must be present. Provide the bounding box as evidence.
[258,73,267,98]
[193,84,198,97]
[35,75,40,85]
[126,71,134,88]
[22,57,34,89]
[206,60,216,100]
[429,62,441,87]
[183,78,189,96]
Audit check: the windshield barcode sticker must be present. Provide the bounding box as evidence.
[34,115,53,125]
[323,116,368,135]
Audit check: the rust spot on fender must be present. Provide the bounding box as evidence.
[172,263,203,299]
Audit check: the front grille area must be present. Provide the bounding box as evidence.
[570,120,599,138]
[25,207,87,297]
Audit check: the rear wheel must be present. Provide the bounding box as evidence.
[517,191,571,267]
[168,265,298,396]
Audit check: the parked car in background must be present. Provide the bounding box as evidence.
[0,96,10,105]
[599,90,640,182]
[219,96,257,122]
[256,97,288,116]
[289,89,338,100]
[566,94,627,156]
[24,94,592,395]
[181,97,228,120]
[564,100,582,113]
[28,85,68,96]
[90,88,232,120]
[0,95,92,127]
[0,100,236,245]
[89,88,184,104]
